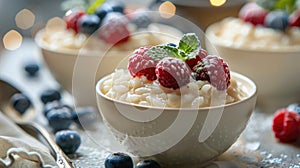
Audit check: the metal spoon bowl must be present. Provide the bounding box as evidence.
[0,78,76,168]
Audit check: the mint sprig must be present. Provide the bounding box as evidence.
[146,33,201,61]
[60,0,105,13]
[178,33,200,54]
[256,0,299,13]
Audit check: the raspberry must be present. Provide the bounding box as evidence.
[99,12,130,45]
[272,109,300,142]
[155,57,191,89]
[185,48,208,71]
[239,2,268,26]
[128,46,157,81]
[64,10,85,34]
[289,10,300,27]
[193,55,230,91]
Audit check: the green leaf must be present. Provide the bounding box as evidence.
[273,0,297,13]
[146,45,182,61]
[87,0,106,14]
[178,33,200,55]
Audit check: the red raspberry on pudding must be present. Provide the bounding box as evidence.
[128,46,157,81]
[155,57,191,89]
[185,48,208,71]
[193,55,230,91]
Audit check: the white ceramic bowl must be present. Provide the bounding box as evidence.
[96,72,257,167]
[35,24,182,107]
[205,23,300,111]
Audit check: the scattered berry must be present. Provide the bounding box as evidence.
[44,100,73,117]
[272,109,300,142]
[10,93,31,115]
[77,14,101,34]
[185,48,208,71]
[46,107,73,131]
[72,106,97,127]
[193,55,230,90]
[105,152,134,168]
[40,89,61,104]
[289,10,300,27]
[239,2,268,26]
[155,57,191,89]
[131,9,152,28]
[55,130,81,154]
[99,12,130,45]
[265,11,289,31]
[24,62,40,76]
[65,10,85,33]
[136,160,161,168]
[128,46,157,81]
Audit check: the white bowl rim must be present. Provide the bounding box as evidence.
[205,20,300,53]
[96,71,257,111]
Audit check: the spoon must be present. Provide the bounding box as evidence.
[0,78,76,168]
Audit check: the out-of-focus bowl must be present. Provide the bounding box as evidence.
[96,72,257,167]
[205,22,300,112]
[35,24,182,107]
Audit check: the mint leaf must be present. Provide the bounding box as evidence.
[178,33,200,55]
[146,45,182,61]
[87,0,105,14]
[274,0,297,13]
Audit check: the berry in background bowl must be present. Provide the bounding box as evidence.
[96,33,257,167]
[34,0,183,107]
[205,0,300,111]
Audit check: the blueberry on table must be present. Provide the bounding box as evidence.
[136,160,161,168]
[264,10,289,31]
[44,100,73,117]
[77,14,101,35]
[40,89,61,104]
[55,130,81,154]
[46,107,72,131]
[10,93,31,115]
[105,152,134,168]
[24,62,40,76]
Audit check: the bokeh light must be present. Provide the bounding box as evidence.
[15,9,35,30]
[3,30,23,50]
[210,0,227,6]
[45,17,66,33]
[158,1,176,18]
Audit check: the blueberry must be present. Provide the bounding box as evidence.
[105,152,134,168]
[72,106,97,127]
[166,43,177,47]
[24,62,40,76]
[110,2,124,14]
[136,160,161,168]
[10,93,31,115]
[287,103,300,115]
[40,89,61,104]
[44,100,73,117]
[55,130,81,154]
[77,14,101,35]
[131,9,152,28]
[265,10,289,31]
[46,107,72,131]
[95,3,113,20]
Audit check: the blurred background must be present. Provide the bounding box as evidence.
[0,0,246,51]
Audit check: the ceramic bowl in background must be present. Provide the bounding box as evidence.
[205,21,300,112]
